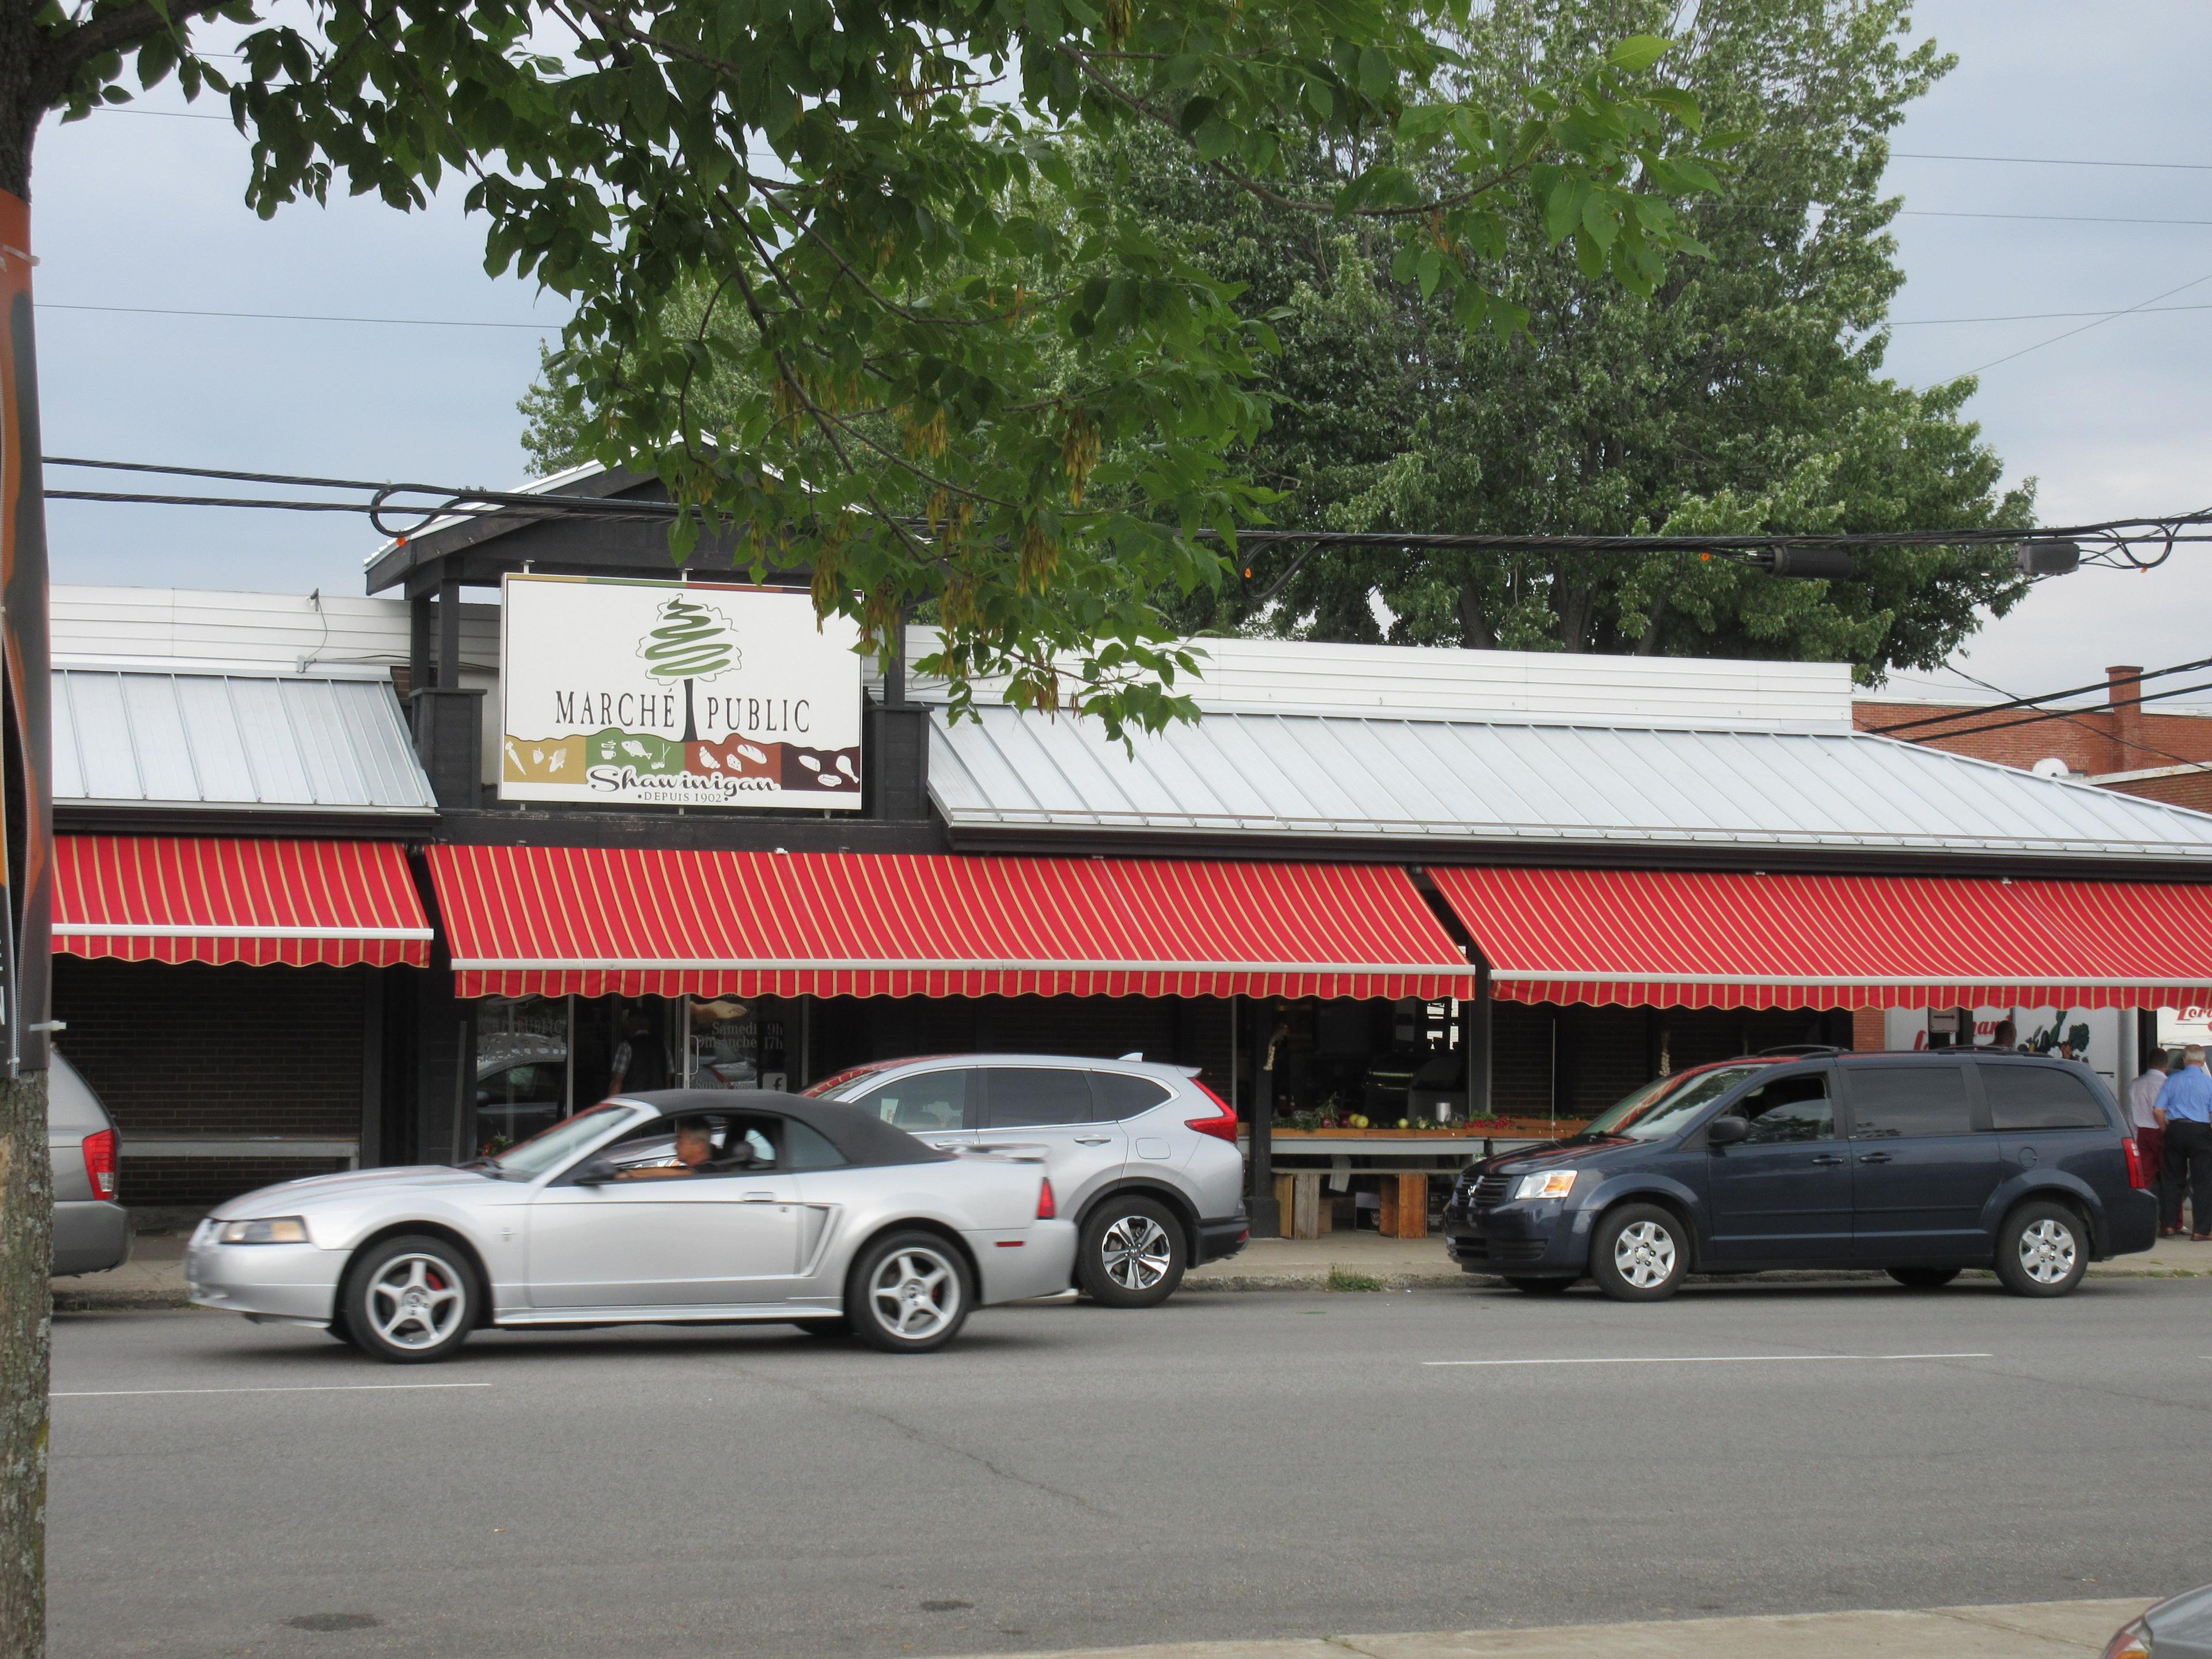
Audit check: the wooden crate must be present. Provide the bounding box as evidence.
[1376,1172,1430,1239]
[1271,1172,1331,1239]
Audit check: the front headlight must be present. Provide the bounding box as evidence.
[218,1216,312,1245]
[1514,1170,1577,1200]
[2102,1618,2152,1659]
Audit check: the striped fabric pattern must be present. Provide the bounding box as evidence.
[428,844,1475,1001]
[1429,865,2212,1010]
[55,836,433,968]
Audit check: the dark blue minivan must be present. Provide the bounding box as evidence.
[1443,1050,2159,1300]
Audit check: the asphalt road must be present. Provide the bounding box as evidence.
[48,1275,2212,1659]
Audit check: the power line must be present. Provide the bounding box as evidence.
[37,301,560,332]
[1954,269,2212,377]
[1915,666,2212,771]
[1870,658,2212,734]
[1893,303,2212,325]
[1893,151,2212,172]
[1900,210,2212,228]
[78,107,230,122]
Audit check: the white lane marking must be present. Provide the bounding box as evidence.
[52,1382,493,1397]
[1423,1353,1992,1368]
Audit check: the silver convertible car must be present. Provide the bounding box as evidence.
[187,1091,1075,1361]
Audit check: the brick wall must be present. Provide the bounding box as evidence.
[54,956,365,1205]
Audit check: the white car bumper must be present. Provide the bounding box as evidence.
[185,1232,344,1323]
[971,1219,1077,1304]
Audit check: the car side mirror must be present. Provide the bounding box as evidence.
[571,1157,618,1187]
[1707,1116,1749,1147]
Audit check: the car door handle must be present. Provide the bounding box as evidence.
[1074,1135,1112,1145]
[739,1191,777,1202]
[1810,1154,1846,1166]
[1857,1153,1892,1165]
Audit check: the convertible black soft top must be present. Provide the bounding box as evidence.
[623,1089,950,1168]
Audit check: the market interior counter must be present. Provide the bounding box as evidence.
[1238,1130,1577,1241]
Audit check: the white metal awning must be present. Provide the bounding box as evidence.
[927,704,2212,863]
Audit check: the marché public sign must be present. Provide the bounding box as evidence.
[498,573,865,810]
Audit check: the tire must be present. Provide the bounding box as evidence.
[1503,1275,1574,1294]
[1887,1267,1961,1290]
[1077,1196,1187,1308]
[847,1230,974,1353]
[1994,1200,2088,1298]
[1590,1203,1689,1302]
[794,1314,854,1338]
[341,1235,479,1364]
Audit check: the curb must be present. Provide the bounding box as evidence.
[1186,1263,2210,1293]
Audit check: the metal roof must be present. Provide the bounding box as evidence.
[53,665,436,816]
[927,705,2212,864]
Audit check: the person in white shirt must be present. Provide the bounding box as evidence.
[2131,1048,2171,1207]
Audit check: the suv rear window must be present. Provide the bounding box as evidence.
[1982,1065,2107,1131]
[1847,1066,1972,1138]
[1091,1073,1172,1119]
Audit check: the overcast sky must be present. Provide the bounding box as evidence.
[26,1,2212,708]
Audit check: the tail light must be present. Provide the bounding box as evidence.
[1037,1177,1056,1221]
[2123,1136,2156,1191]
[82,1129,118,1201]
[1184,1080,1240,1144]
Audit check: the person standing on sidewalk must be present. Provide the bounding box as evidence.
[2154,1046,2212,1240]
[2130,1047,2172,1209]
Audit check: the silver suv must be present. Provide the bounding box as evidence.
[51,1052,130,1277]
[807,1054,1248,1306]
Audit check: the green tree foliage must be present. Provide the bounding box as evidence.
[1093,0,2034,677]
[28,3,1723,733]
[21,0,1724,736]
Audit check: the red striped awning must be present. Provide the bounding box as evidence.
[55,836,433,968]
[1429,865,2212,1010]
[428,846,1474,1001]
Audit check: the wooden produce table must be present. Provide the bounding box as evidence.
[1245,1126,1589,1240]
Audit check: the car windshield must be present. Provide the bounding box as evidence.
[485,1103,635,1179]
[1580,1065,1766,1141]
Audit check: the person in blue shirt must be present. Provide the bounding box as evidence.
[2154,1046,2212,1240]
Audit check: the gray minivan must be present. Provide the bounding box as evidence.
[50,1052,130,1277]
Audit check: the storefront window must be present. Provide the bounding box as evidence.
[476,997,571,1152]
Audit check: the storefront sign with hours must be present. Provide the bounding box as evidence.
[499,574,864,809]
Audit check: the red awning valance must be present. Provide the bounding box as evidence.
[1429,865,2212,1010]
[429,846,1474,1001]
[55,836,433,969]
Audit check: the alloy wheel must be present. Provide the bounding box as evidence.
[1612,1220,1676,1289]
[869,1246,961,1340]
[2017,1218,2078,1285]
[1100,1214,1173,1292]
[367,1252,466,1351]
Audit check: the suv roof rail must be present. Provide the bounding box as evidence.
[1753,1044,1843,1058]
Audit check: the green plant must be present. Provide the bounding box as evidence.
[1326,1265,1387,1292]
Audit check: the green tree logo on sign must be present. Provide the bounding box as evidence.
[638,592,738,743]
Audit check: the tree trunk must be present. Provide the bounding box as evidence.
[0,1073,48,1659]
[1635,601,1666,656]
[1456,582,1497,651]
[681,678,697,744]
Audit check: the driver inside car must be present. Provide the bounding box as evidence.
[615,1116,720,1179]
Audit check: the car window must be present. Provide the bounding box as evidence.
[493,1104,635,1179]
[1733,1073,1834,1144]
[846,1069,971,1133]
[608,1112,779,1177]
[1590,1066,1766,1141]
[783,1118,847,1169]
[1983,1065,2107,1131]
[1848,1066,1972,1138]
[984,1067,1095,1128]
[1091,1072,1172,1120]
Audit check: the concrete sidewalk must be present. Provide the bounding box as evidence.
[49,1216,2212,1310]
[952,1599,2154,1659]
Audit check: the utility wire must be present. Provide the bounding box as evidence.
[1893,151,2212,172]
[1883,677,2212,747]
[38,301,560,331]
[1955,270,2212,377]
[1902,665,2212,771]
[1894,303,2212,326]
[1870,657,2212,734]
[1900,210,2212,228]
